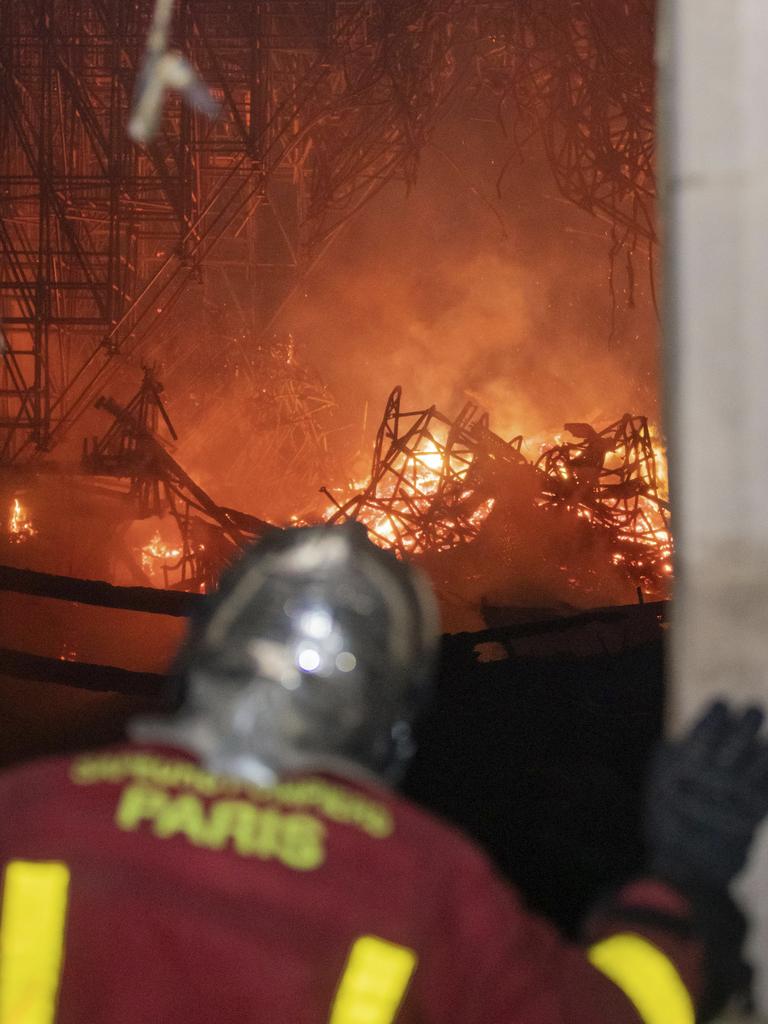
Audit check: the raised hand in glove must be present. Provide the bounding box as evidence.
[645,700,768,891]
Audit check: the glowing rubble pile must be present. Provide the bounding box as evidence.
[533,415,672,584]
[325,388,672,595]
[325,387,518,555]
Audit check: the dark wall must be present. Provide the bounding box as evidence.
[403,634,665,935]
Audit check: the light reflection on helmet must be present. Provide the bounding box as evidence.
[175,523,440,784]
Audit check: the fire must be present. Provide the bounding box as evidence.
[8,498,36,542]
[141,532,182,576]
[469,497,496,527]
[416,438,445,475]
[650,429,669,502]
[531,416,673,595]
[324,392,673,599]
[328,423,496,555]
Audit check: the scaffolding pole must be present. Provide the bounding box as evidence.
[0,0,453,463]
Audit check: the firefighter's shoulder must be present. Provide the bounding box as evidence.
[0,749,78,813]
[0,748,90,855]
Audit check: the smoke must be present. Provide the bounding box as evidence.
[283,119,659,455]
[168,111,659,516]
[165,111,662,627]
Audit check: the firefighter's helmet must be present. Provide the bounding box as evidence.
[168,523,440,785]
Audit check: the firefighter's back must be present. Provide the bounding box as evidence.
[0,743,483,1024]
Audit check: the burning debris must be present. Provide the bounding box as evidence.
[325,388,672,598]
[140,532,183,580]
[325,387,522,555]
[8,498,35,544]
[83,369,273,591]
[535,416,671,584]
[76,371,671,606]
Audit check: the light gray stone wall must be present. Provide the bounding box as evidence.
[658,0,768,1012]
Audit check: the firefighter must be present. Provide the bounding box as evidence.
[0,523,766,1023]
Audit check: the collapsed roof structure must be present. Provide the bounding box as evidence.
[82,367,272,590]
[326,387,671,596]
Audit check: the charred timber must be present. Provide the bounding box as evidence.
[0,564,203,617]
[0,646,165,696]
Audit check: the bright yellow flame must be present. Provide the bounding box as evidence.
[324,421,672,585]
[326,431,494,554]
[8,498,35,542]
[416,439,444,474]
[141,532,182,576]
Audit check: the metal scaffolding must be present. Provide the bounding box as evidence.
[0,0,468,462]
[0,1,657,464]
[82,369,273,590]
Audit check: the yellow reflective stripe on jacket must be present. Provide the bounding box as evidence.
[587,932,695,1024]
[329,935,417,1024]
[0,861,70,1024]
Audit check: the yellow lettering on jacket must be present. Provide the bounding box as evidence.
[115,780,169,830]
[154,793,208,844]
[279,814,326,871]
[72,752,393,839]
[114,783,326,871]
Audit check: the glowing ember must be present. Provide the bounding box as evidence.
[58,642,78,662]
[141,532,182,576]
[8,498,36,543]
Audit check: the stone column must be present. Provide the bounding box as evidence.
[658,0,768,1012]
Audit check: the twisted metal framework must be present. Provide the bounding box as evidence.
[327,389,670,593]
[82,366,178,515]
[481,0,655,245]
[0,1,657,464]
[82,372,272,590]
[245,333,338,494]
[536,414,671,581]
[327,385,525,555]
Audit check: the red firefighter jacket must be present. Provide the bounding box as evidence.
[0,743,704,1024]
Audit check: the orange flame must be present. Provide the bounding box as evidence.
[8,498,36,542]
[141,531,182,576]
[326,420,672,595]
[328,428,497,554]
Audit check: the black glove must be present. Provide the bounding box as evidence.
[645,700,768,891]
